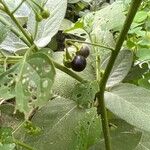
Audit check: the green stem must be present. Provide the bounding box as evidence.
[88,34,101,81]
[0,1,39,52]
[29,0,44,11]
[65,39,114,51]
[0,56,85,83]
[65,40,79,51]
[11,0,26,14]
[34,21,39,39]
[0,16,31,47]
[96,54,101,81]
[97,0,142,150]
[14,139,35,150]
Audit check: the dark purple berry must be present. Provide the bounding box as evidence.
[71,55,87,72]
[76,45,90,58]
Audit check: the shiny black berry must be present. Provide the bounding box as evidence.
[71,55,87,72]
[76,45,90,58]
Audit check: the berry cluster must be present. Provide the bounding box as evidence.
[64,45,90,72]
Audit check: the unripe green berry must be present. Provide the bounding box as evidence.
[41,9,50,19]
[35,13,43,22]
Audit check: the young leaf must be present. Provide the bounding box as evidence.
[105,83,150,132]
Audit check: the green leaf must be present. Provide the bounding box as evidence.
[71,80,99,108]
[101,49,133,88]
[0,144,16,150]
[123,63,148,83]
[0,64,19,101]
[0,0,30,52]
[137,48,150,61]
[89,119,142,150]
[134,11,148,23]
[93,2,125,31]
[0,104,24,129]
[0,127,16,150]
[22,97,101,150]
[138,72,150,90]
[15,52,55,117]
[68,0,80,4]
[0,23,8,44]
[59,19,73,31]
[2,0,30,16]
[0,127,13,143]
[0,32,28,53]
[27,0,67,47]
[135,132,150,150]
[105,83,150,132]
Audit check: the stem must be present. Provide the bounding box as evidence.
[96,54,101,81]
[88,34,101,81]
[0,56,85,83]
[99,0,142,91]
[0,16,31,46]
[34,21,39,39]
[14,139,35,150]
[65,40,79,51]
[97,0,142,150]
[1,1,33,45]
[28,0,44,11]
[0,1,39,52]
[11,0,26,14]
[65,39,114,51]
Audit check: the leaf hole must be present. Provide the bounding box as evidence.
[3,82,8,86]
[28,99,32,103]
[7,74,14,78]
[31,95,37,101]
[80,33,86,36]
[77,93,82,98]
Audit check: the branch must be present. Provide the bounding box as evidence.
[97,0,142,150]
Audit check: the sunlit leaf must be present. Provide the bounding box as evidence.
[105,83,150,132]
